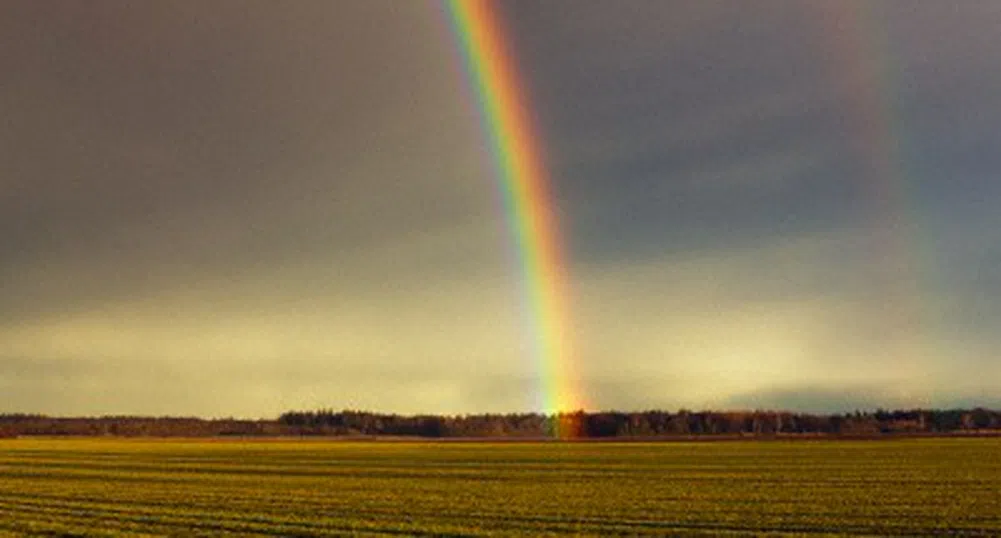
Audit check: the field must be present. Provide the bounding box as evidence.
[0,438,999,536]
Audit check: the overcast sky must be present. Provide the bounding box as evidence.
[2,1,1000,417]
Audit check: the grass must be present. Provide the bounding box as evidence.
[0,437,999,536]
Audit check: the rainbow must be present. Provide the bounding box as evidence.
[445,0,584,427]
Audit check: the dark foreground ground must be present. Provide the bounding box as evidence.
[0,438,999,536]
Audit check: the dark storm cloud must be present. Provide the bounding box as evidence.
[504,1,1001,263]
[504,3,856,256]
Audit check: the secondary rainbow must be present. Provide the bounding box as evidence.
[813,2,937,400]
[444,0,583,421]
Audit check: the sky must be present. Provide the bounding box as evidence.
[2,1,1000,417]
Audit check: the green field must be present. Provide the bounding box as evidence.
[0,438,999,536]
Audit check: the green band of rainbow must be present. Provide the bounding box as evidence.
[445,0,582,425]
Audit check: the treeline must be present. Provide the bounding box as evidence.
[275,408,1001,438]
[1,408,1000,438]
[0,415,283,438]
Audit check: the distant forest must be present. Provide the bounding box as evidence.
[2,408,1000,438]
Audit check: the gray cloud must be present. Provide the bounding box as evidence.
[0,1,496,321]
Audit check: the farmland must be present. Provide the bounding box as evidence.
[0,438,999,536]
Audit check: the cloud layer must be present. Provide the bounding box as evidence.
[2,1,1000,416]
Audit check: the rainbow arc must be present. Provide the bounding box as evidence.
[446,0,583,434]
